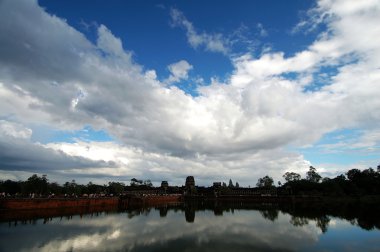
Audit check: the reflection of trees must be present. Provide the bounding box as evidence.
[10,198,378,233]
[259,209,279,222]
[126,207,151,219]
[143,208,151,216]
[181,200,380,232]
[284,200,380,233]
[213,208,223,216]
[316,216,330,233]
[290,215,330,233]
[290,216,309,227]
[358,219,375,230]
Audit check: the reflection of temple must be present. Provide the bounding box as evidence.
[184,205,195,223]
[213,201,223,216]
[158,206,168,217]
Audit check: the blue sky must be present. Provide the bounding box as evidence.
[0,0,379,185]
[39,0,316,91]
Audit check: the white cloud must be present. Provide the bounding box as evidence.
[0,120,32,139]
[3,210,325,252]
[316,129,380,153]
[45,140,310,186]
[0,0,379,184]
[170,8,229,54]
[257,23,268,37]
[165,60,193,84]
[97,24,125,56]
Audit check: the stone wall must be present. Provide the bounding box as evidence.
[0,198,119,210]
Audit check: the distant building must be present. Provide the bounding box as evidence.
[161,181,169,190]
[185,176,195,188]
[161,180,169,193]
[185,176,196,195]
[213,182,221,188]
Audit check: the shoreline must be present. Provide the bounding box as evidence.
[0,195,183,211]
[1,195,379,224]
[0,197,119,210]
[1,194,379,211]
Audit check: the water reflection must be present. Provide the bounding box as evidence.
[1,201,380,251]
[176,200,380,233]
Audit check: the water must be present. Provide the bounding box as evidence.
[1,201,380,252]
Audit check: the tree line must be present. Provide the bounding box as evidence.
[0,175,154,198]
[1,164,379,197]
[256,165,380,196]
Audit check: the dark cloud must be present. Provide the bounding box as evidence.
[0,0,93,83]
[0,136,112,172]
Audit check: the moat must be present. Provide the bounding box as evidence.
[1,201,380,252]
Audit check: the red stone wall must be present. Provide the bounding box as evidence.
[0,198,119,210]
[144,195,182,203]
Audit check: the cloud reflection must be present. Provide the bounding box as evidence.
[1,209,321,252]
[1,203,380,252]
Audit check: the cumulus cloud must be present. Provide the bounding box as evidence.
[0,0,379,184]
[97,24,125,56]
[165,60,193,84]
[44,140,309,186]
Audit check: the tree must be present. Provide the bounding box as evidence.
[143,180,153,187]
[335,174,346,181]
[130,178,143,186]
[322,177,331,183]
[346,169,361,181]
[306,166,321,183]
[363,168,375,175]
[64,179,81,195]
[25,174,48,195]
[108,182,125,195]
[256,175,274,188]
[48,182,62,195]
[235,182,239,188]
[283,172,301,182]
[0,180,21,194]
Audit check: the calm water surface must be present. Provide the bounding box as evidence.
[1,202,380,252]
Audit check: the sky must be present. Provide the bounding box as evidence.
[0,0,379,186]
